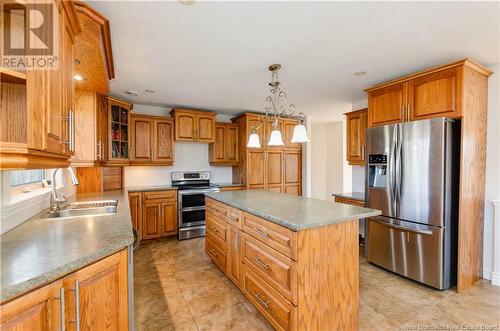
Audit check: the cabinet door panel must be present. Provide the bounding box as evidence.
[153,120,174,163]
[64,250,128,331]
[227,225,241,287]
[346,109,367,165]
[177,114,195,141]
[247,151,265,189]
[214,125,226,161]
[0,280,63,331]
[368,83,405,127]
[129,192,142,233]
[226,125,238,162]
[161,202,177,236]
[131,118,152,161]
[284,185,300,196]
[266,150,283,188]
[142,203,162,239]
[197,115,215,142]
[408,68,460,120]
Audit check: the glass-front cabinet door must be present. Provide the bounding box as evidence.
[108,97,132,165]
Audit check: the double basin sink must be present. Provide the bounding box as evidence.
[40,200,118,220]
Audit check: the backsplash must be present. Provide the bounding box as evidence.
[123,142,233,187]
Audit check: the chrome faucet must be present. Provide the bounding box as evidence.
[50,167,80,211]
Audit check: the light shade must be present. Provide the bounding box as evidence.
[246,132,261,148]
[291,124,310,143]
[268,129,285,146]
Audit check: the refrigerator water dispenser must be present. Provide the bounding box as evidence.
[368,154,387,188]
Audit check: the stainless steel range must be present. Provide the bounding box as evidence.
[172,171,220,240]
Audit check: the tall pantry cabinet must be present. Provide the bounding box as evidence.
[231,113,302,195]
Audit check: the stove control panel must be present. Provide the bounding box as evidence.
[171,171,210,181]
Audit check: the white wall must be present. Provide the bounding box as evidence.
[124,104,233,187]
[483,63,500,282]
[311,121,344,200]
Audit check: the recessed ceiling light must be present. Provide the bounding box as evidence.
[354,71,367,76]
[125,90,139,97]
[178,0,195,5]
[144,89,155,93]
[73,74,85,81]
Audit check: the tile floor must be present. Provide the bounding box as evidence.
[134,237,500,331]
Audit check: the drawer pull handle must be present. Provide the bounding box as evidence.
[229,215,240,222]
[209,226,219,233]
[255,228,269,238]
[209,248,218,257]
[254,291,270,309]
[253,257,270,270]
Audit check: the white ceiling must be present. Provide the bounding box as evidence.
[88,1,499,122]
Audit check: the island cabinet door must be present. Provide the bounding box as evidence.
[227,224,242,287]
[63,250,128,331]
[0,280,64,331]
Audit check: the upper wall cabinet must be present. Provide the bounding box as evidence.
[0,1,81,169]
[130,114,174,165]
[365,59,484,127]
[73,2,115,94]
[107,97,133,165]
[208,123,239,165]
[345,109,367,165]
[170,109,216,143]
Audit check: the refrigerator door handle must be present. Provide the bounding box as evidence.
[371,218,433,236]
[396,124,403,204]
[391,124,398,215]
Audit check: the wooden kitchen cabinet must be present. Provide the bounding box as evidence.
[209,123,239,165]
[131,115,153,162]
[367,83,405,127]
[231,113,302,194]
[0,1,79,169]
[130,114,175,165]
[153,118,175,164]
[345,109,367,165]
[0,249,129,331]
[227,224,242,287]
[72,91,108,166]
[63,250,128,331]
[0,279,63,330]
[107,97,132,165]
[170,109,216,143]
[130,190,178,239]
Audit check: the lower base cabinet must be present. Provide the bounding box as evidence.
[0,249,129,331]
[129,190,178,239]
[205,197,359,331]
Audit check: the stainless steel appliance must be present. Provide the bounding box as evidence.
[365,118,460,289]
[172,171,220,240]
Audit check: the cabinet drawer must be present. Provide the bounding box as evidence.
[242,212,297,260]
[243,266,296,331]
[206,212,227,244]
[143,190,177,201]
[206,198,227,218]
[205,234,227,272]
[226,206,242,228]
[242,233,297,304]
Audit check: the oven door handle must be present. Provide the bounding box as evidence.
[179,189,220,195]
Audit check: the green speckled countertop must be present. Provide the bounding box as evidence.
[205,190,381,231]
[0,190,134,303]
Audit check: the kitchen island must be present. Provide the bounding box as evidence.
[204,190,381,331]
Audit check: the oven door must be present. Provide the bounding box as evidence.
[178,190,208,228]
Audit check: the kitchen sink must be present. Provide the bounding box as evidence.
[39,200,118,220]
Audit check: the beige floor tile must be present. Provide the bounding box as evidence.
[241,300,275,331]
[220,276,246,303]
[135,289,193,326]
[181,276,240,319]
[137,316,198,331]
[195,303,266,331]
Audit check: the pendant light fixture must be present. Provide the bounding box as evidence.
[247,64,309,148]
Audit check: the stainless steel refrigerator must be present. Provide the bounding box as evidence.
[365,117,460,290]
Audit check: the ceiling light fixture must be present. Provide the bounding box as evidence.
[178,0,195,5]
[247,64,309,148]
[354,71,367,76]
[125,90,139,97]
[73,74,85,81]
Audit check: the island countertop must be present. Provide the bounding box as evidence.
[205,190,381,231]
[0,190,134,303]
